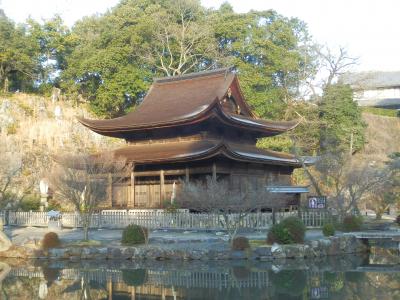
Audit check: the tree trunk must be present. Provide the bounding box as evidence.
[3,77,8,93]
[272,208,276,225]
[83,214,90,241]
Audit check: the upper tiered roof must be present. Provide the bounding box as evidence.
[77,67,298,138]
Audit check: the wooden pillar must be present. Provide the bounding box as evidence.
[160,170,165,204]
[130,170,135,208]
[108,173,112,207]
[185,166,189,183]
[212,162,217,182]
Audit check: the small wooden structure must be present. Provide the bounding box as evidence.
[78,67,303,209]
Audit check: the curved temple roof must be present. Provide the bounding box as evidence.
[77,68,299,137]
[106,139,301,167]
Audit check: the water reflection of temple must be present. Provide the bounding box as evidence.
[8,266,270,299]
[3,256,400,300]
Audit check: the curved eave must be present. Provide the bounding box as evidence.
[78,102,299,138]
[222,144,301,167]
[217,109,299,136]
[76,100,219,137]
[110,140,301,167]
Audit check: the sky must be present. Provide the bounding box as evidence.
[1,0,399,72]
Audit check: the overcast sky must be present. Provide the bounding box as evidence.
[1,0,399,72]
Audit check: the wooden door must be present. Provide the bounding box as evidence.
[149,184,161,208]
[112,184,129,208]
[134,185,148,208]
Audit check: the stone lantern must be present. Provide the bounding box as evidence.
[39,179,49,212]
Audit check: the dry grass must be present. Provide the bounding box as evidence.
[356,113,400,164]
[2,93,123,153]
[0,93,125,204]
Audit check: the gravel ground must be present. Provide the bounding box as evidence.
[3,226,326,246]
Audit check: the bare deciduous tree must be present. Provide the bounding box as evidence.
[304,45,359,99]
[146,0,217,76]
[319,46,359,89]
[0,139,35,208]
[51,153,128,240]
[315,151,387,216]
[177,177,283,242]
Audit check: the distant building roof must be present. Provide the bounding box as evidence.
[340,71,400,89]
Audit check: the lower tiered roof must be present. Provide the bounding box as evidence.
[101,139,302,167]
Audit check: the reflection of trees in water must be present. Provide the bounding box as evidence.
[2,255,400,300]
[323,271,400,300]
[269,270,307,300]
[63,275,107,300]
[369,246,400,265]
[1,276,41,299]
[122,269,148,287]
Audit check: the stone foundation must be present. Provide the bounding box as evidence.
[0,235,368,261]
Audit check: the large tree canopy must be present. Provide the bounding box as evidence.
[0,1,365,156]
[0,10,39,92]
[60,0,315,118]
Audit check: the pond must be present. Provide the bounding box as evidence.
[0,245,399,299]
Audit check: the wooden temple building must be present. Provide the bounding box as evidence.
[78,67,306,209]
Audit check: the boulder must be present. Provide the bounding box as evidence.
[230,250,247,260]
[254,245,272,257]
[271,243,286,259]
[284,245,305,259]
[107,247,122,260]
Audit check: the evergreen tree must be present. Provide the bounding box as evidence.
[319,84,367,153]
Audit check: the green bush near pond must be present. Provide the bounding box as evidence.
[121,224,148,245]
[267,216,306,244]
[322,223,335,237]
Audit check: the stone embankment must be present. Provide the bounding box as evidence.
[0,235,368,261]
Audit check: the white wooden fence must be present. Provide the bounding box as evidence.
[0,210,331,229]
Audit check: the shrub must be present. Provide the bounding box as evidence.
[267,216,306,244]
[19,195,41,211]
[231,236,250,250]
[162,200,180,213]
[41,232,61,250]
[342,215,363,232]
[322,223,335,237]
[121,224,148,245]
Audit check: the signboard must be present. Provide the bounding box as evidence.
[308,196,327,209]
[310,286,329,299]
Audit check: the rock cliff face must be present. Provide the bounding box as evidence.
[358,113,400,164]
[0,235,368,261]
[0,93,123,201]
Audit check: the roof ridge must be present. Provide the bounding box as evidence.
[153,66,235,84]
